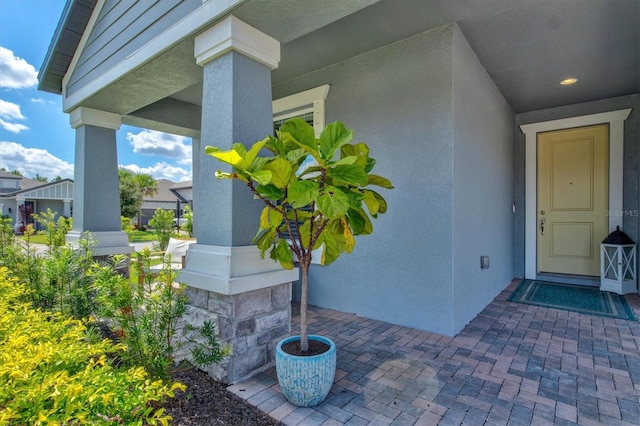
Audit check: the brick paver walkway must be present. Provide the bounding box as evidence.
[228,280,640,425]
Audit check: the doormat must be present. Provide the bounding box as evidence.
[509,280,637,321]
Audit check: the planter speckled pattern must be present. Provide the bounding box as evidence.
[275,335,336,407]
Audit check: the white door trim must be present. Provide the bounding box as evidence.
[519,109,632,279]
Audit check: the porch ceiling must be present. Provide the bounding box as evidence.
[60,0,638,135]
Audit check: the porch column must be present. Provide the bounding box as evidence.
[67,107,133,256]
[13,197,25,233]
[62,199,72,218]
[179,16,297,383]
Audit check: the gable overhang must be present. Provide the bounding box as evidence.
[12,179,74,201]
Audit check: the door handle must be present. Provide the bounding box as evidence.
[540,217,546,235]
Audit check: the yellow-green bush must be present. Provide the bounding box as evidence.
[0,267,184,425]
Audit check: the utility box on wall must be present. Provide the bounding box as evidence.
[600,226,637,295]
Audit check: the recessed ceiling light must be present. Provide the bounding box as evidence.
[560,77,578,86]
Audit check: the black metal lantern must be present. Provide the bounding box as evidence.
[600,226,637,295]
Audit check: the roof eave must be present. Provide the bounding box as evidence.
[38,0,97,94]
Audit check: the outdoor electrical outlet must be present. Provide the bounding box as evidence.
[481,256,489,269]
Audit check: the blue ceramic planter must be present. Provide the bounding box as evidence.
[276,335,336,407]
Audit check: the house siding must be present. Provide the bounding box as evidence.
[451,26,514,333]
[513,94,640,280]
[275,25,463,335]
[66,0,201,98]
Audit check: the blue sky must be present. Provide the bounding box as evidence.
[0,0,192,182]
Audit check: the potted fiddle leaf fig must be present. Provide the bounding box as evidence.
[206,117,392,406]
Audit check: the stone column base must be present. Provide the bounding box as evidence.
[181,282,292,384]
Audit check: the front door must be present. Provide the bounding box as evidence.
[537,124,609,276]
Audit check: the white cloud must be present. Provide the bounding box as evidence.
[0,47,38,89]
[0,99,26,120]
[126,130,191,161]
[120,161,191,182]
[30,98,56,105]
[0,119,28,133]
[0,141,73,179]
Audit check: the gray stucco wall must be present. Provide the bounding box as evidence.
[274,24,485,335]
[66,0,201,97]
[451,27,515,333]
[513,95,639,279]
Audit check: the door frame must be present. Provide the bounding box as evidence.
[520,109,631,280]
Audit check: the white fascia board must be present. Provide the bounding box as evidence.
[63,0,243,113]
[69,107,121,130]
[194,16,280,69]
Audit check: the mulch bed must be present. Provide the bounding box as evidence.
[165,367,283,426]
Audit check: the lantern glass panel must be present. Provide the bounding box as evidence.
[623,247,634,280]
[604,246,618,280]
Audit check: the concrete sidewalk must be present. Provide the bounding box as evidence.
[229,280,640,425]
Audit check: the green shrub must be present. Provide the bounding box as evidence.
[182,205,193,237]
[148,209,174,251]
[0,267,183,425]
[121,216,133,233]
[40,237,96,319]
[32,208,71,249]
[94,251,229,381]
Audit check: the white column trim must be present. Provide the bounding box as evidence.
[69,107,121,130]
[519,108,632,279]
[194,16,280,69]
[180,244,299,295]
[66,231,134,256]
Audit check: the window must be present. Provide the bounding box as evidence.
[272,84,330,137]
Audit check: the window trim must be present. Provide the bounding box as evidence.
[272,84,330,137]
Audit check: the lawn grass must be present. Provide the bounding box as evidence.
[127,230,158,243]
[18,233,49,245]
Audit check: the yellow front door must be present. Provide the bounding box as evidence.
[537,124,609,276]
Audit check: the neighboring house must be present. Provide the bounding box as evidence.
[139,178,185,228]
[37,0,638,382]
[169,180,192,206]
[0,171,73,232]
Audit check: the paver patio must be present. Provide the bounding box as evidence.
[228,280,640,425]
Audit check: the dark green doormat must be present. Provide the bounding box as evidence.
[509,280,637,320]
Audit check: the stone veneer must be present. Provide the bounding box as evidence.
[181,282,291,384]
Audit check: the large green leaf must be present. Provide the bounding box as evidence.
[328,164,368,187]
[297,220,311,249]
[317,186,351,219]
[243,139,268,169]
[320,122,353,160]
[280,118,316,150]
[362,190,380,216]
[369,189,388,214]
[367,175,394,189]
[256,184,284,200]
[247,170,272,186]
[206,149,244,168]
[254,228,276,257]
[341,143,369,169]
[274,238,294,269]
[230,143,247,156]
[347,208,373,235]
[259,207,283,229]
[319,231,345,265]
[263,158,292,189]
[288,180,319,208]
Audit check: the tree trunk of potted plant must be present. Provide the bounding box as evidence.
[206,118,392,406]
